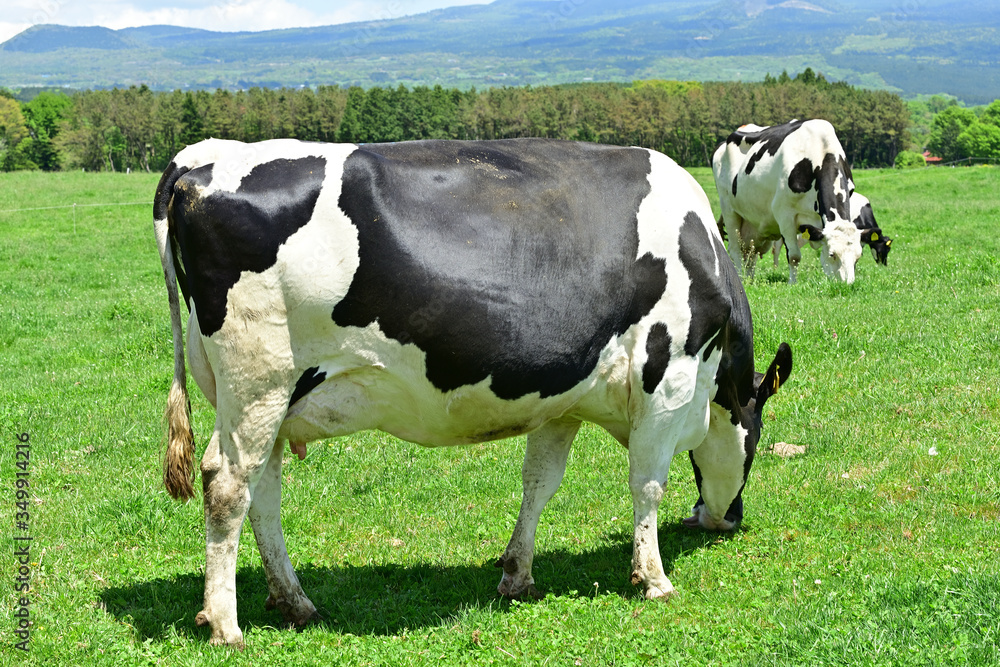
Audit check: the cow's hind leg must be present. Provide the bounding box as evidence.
[247,437,319,628]
[197,396,287,648]
[720,209,750,279]
[497,417,581,600]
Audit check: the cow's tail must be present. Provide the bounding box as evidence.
[154,162,196,501]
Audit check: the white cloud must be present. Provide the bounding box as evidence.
[89,0,329,33]
[0,22,32,44]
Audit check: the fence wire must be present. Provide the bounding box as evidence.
[0,201,148,215]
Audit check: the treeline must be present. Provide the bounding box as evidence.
[922,99,1000,163]
[0,70,911,173]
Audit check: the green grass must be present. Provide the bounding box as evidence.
[1,165,999,665]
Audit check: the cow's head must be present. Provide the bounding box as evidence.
[685,343,793,531]
[852,194,891,266]
[799,223,862,283]
[861,229,893,265]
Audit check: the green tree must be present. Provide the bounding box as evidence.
[314,85,349,142]
[360,86,404,142]
[894,150,926,168]
[979,99,1000,126]
[927,106,976,162]
[112,85,157,171]
[205,88,238,141]
[21,91,72,171]
[0,97,31,170]
[153,90,185,170]
[55,90,110,171]
[957,121,1000,159]
[180,91,206,147]
[927,94,958,114]
[794,67,827,86]
[337,87,366,143]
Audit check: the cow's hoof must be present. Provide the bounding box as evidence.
[682,508,737,531]
[495,554,542,600]
[630,572,676,600]
[499,583,543,601]
[266,594,321,627]
[208,635,245,651]
[643,583,677,601]
[496,573,543,600]
[198,610,245,649]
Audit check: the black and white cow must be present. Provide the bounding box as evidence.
[713,119,863,283]
[154,138,792,648]
[759,192,893,269]
[851,192,892,265]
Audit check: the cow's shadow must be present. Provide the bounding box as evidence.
[99,523,737,642]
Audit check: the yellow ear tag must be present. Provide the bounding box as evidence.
[870,232,879,241]
[886,239,892,246]
[771,373,780,394]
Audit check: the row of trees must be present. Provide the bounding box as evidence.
[923,100,1000,163]
[1,71,913,173]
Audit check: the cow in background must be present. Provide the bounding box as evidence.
[757,192,894,269]
[851,193,893,265]
[713,119,863,284]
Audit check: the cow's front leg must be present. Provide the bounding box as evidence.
[778,213,805,284]
[627,430,678,600]
[247,438,319,628]
[497,418,580,600]
[787,253,801,284]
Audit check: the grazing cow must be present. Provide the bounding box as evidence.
[713,119,863,283]
[154,138,792,648]
[757,192,893,270]
[851,193,892,265]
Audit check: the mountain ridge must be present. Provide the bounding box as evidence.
[2,0,998,103]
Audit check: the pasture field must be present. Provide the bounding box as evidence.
[1,164,999,666]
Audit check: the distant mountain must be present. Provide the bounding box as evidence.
[2,0,999,102]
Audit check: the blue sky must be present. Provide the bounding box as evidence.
[0,0,491,44]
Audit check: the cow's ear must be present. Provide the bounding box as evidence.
[799,225,824,242]
[860,229,876,244]
[756,343,792,413]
